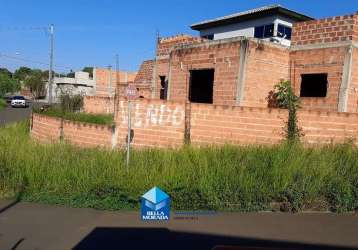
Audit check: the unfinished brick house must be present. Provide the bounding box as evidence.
[75,5,358,149]
[131,5,358,113]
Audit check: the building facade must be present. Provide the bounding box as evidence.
[132,9,358,113]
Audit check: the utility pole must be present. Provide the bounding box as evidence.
[48,24,54,104]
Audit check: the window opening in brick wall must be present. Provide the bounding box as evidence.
[189,69,214,104]
[300,73,328,97]
[159,76,168,100]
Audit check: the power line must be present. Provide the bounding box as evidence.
[0,53,74,70]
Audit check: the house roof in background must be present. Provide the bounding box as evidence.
[191,4,315,30]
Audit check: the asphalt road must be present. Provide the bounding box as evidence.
[0,103,32,126]
[0,200,357,250]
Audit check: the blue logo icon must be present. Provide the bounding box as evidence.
[141,187,170,221]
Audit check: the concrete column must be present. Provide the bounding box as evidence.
[167,53,173,100]
[93,68,97,95]
[338,45,353,112]
[151,58,157,99]
[236,39,249,105]
[108,66,112,97]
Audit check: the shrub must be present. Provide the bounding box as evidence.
[271,80,302,142]
[0,98,6,110]
[33,107,114,126]
[59,91,84,113]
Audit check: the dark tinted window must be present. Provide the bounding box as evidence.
[254,24,274,38]
[202,34,214,40]
[254,26,264,38]
[264,24,274,38]
[13,96,25,100]
[277,24,292,40]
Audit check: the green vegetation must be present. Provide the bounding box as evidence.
[0,71,21,98]
[33,108,114,126]
[274,80,302,141]
[1,122,357,213]
[0,98,6,110]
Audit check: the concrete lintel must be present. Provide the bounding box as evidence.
[338,45,354,112]
[169,37,288,54]
[291,41,358,51]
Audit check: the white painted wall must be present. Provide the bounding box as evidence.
[199,15,296,46]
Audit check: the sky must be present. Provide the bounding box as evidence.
[0,0,357,74]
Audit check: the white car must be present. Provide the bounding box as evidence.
[11,96,27,108]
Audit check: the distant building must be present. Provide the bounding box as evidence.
[190,4,313,46]
[53,71,95,101]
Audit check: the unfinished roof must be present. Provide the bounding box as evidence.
[191,4,314,30]
[134,60,154,85]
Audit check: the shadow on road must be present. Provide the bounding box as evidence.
[10,238,25,250]
[72,227,355,250]
[0,200,20,214]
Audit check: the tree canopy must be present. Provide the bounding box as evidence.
[0,72,20,98]
[82,67,93,78]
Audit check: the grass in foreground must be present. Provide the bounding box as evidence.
[33,107,114,126]
[0,121,357,212]
[0,98,6,111]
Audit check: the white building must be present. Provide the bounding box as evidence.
[50,71,95,102]
[191,5,314,46]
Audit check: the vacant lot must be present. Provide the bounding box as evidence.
[0,121,357,212]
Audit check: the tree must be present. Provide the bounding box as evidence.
[13,67,32,81]
[0,72,20,98]
[23,71,46,99]
[82,67,93,78]
[0,68,12,78]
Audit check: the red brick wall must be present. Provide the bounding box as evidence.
[115,99,185,148]
[292,14,357,46]
[299,110,358,145]
[31,113,113,148]
[95,68,137,97]
[290,46,347,111]
[243,41,290,107]
[169,39,289,106]
[190,103,358,146]
[84,96,114,114]
[31,114,61,143]
[32,101,358,149]
[169,40,241,105]
[190,104,287,145]
[62,120,112,148]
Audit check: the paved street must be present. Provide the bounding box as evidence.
[0,103,32,126]
[0,200,357,250]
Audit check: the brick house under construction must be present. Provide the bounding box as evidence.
[132,5,358,113]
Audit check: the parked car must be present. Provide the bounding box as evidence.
[11,96,27,108]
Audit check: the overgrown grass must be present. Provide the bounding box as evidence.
[0,121,357,212]
[33,107,114,126]
[0,98,7,110]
